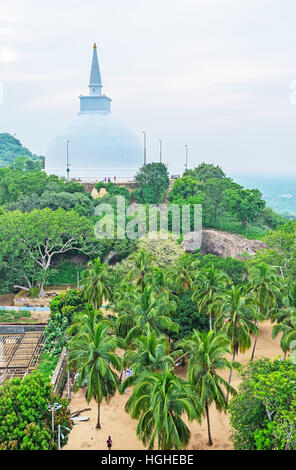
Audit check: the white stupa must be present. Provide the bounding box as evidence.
[46,43,142,179]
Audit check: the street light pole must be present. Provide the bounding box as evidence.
[66,139,70,180]
[58,425,61,450]
[143,131,147,166]
[159,139,162,163]
[185,145,188,172]
[47,403,62,442]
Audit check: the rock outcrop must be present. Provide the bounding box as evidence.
[182,229,268,260]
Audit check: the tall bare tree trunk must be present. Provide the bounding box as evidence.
[205,402,213,446]
[250,322,259,361]
[227,351,236,404]
[96,402,101,429]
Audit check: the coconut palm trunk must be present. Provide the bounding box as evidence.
[205,401,213,446]
[226,350,236,403]
[96,402,101,429]
[250,320,259,361]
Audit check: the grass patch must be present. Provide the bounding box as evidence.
[206,219,269,239]
[0,309,35,324]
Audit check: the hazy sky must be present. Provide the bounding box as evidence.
[1,0,296,175]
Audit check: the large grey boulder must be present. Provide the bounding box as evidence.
[182,229,268,259]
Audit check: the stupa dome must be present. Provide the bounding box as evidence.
[46,113,142,178]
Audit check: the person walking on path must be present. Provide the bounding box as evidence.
[107,436,112,449]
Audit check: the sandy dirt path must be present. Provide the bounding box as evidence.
[64,320,283,451]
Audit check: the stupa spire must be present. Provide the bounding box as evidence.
[79,43,111,115]
[89,43,102,94]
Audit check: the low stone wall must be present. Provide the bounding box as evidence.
[14,297,54,307]
[51,348,68,396]
[0,324,45,334]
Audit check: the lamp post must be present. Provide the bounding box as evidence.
[66,139,70,180]
[185,145,188,172]
[143,131,147,166]
[47,402,62,441]
[159,139,162,163]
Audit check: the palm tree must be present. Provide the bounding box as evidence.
[172,253,199,292]
[120,330,180,390]
[124,249,155,291]
[247,263,279,360]
[67,307,105,337]
[272,316,296,358]
[272,281,296,357]
[115,286,179,344]
[192,265,230,330]
[179,330,237,446]
[125,367,202,449]
[67,319,121,429]
[80,258,111,309]
[145,266,174,298]
[214,285,258,398]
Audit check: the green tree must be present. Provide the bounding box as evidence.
[171,289,209,341]
[115,286,178,342]
[214,286,258,396]
[134,162,169,204]
[179,330,237,446]
[136,235,183,269]
[0,372,72,450]
[120,330,178,389]
[44,289,89,357]
[247,263,279,360]
[67,319,121,429]
[171,253,199,292]
[125,367,201,449]
[272,280,296,357]
[4,191,94,216]
[105,181,132,203]
[0,208,100,294]
[223,187,265,233]
[9,155,43,172]
[247,221,296,279]
[124,249,156,291]
[229,359,296,450]
[80,258,112,309]
[202,177,239,226]
[192,264,230,330]
[185,162,226,182]
[196,253,247,285]
[167,176,203,202]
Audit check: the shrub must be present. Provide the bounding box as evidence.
[0,372,72,450]
[171,289,209,341]
[229,359,296,450]
[29,286,40,298]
